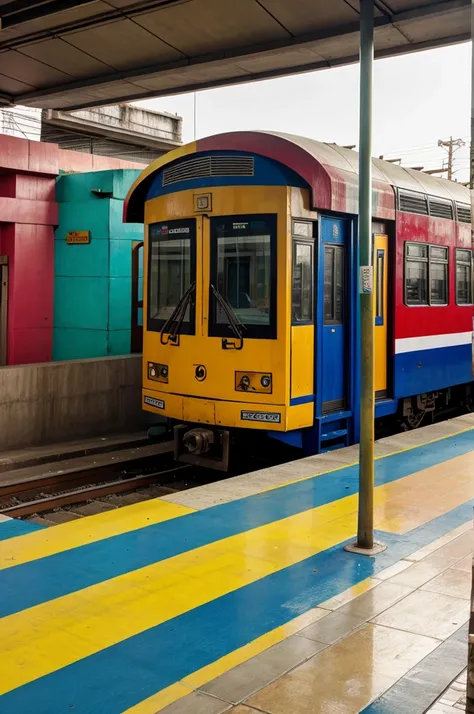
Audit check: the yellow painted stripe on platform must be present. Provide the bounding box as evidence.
[0,499,194,571]
[122,606,331,714]
[2,452,473,696]
[374,451,474,534]
[0,495,359,695]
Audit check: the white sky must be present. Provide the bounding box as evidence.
[137,41,471,183]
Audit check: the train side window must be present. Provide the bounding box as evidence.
[293,221,313,239]
[456,248,473,305]
[429,245,448,305]
[292,241,313,322]
[405,242,428,305]
[375,249,384,325]
[324,244,344,324]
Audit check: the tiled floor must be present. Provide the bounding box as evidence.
[163,524,472,714]
[426,669,467,712]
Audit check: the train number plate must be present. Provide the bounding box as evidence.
[241,410,281,423]
[144,396,165,409]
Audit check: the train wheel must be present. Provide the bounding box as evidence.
[400,397,427,431]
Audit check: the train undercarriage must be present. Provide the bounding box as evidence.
[169,384,474,471]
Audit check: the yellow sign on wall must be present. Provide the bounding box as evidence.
[66,231,90,244]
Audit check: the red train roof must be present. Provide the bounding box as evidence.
[124,131,470,223]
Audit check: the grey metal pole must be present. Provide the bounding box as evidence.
[345,0,385,556]
[357,0,375,550]
[466,3,474,710]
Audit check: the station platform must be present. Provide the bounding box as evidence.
[0,428,167,474]
[0,415,473,714]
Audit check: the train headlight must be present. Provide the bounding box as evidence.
[148,362,168,383]
[235,371,272,393]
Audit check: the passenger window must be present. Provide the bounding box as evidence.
[405,242,449,306]
[292,241,313,322]
[456,249,473,305]
[324,244,344,324]
[429,245,448,305]
[405,243,428,305]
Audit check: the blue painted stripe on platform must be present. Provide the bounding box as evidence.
[0,519,44,541]
[1,501,471,714]
[0,428,472,618]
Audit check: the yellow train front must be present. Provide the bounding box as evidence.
[124,131,473,470]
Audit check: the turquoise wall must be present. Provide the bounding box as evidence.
[53,170,144,361]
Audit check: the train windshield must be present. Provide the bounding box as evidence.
[209,214,277,339]
[148,219,196,333]
[216,234,270,324]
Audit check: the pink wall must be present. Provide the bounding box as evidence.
[1,222,55,364]
[0,160,57,364]
[0,134,146,365]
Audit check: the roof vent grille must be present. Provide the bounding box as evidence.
[429,198,453,220]
[162,155,254,186]
[456,204,471,224]
[398,190,428,216]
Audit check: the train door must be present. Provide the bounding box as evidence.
[374,234,388,396]
[131,241,143,353]
[0,256,8,366]
[320,217,348,413]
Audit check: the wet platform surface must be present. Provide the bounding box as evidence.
[0,415,473,714]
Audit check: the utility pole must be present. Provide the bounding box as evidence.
[438,137,465,180]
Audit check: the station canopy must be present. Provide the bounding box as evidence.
[0,0,469,110]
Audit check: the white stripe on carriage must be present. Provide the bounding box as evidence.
[395,331,473,354]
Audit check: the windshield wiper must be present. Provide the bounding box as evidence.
[210,284,246,350]
[160,281,196,345]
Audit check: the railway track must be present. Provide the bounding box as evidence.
[0,430,298,523]
[5,407,463,523]
[0,464,190,518]
[0,442,199,518]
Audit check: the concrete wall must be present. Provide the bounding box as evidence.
[58,148,146,173]
[0,355,152,449]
